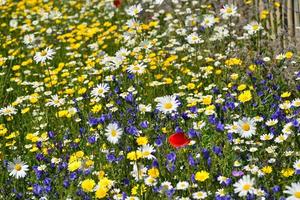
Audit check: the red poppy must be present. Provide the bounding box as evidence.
[113,0,121,8]
[168,132,190,148]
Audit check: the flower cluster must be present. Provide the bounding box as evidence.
[0,0,299,199]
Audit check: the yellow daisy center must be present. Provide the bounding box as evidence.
[40,51,47,56]
[111,130,117,137]
[243,184,251,191]
[294,191,300,198]
[242,123,250,131]
[15,164,22,171]
[164,102,173,109]
[98,88,103,94]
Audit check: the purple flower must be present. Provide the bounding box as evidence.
[232,170,244,177]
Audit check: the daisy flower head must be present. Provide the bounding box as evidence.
[0,105,17,116]
[220,4,238,19]
[284,182,300,200]
[233,175,255,197]
[105,122,123,144]
[236,117,256,138]
[126,4,142,17]
[192,191,208,199]
[34,47,56,64]
[201,15,216,28]
[127,63,146,74]
[45,94,65,107]
[91,83,110,99]
[186,32,204,44]
[156,95,180,114]
[293,160,300,171]
[244,21,263,35]
[8,157,29,179]
[176,181,189,190]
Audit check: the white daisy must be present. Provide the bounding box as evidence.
[176,181,189,190]
[105,122,123,144]
[265,119,278,126]
[293,160,300,170]
[284,182,300,200]
[192,191,208,199]
[186,32,203,44]
[34,47,56,64]
[201,15,216,28]
[126,4,143,17]
[260,133,274,141]
[233,175,255,197]
[159,181,173,193]
[91,83,109,99]
[235,117,256,138]
[220,4,238,19]
[45,94,65,107]
[144,176,157,186]
[138,104,151,113]
[156,95,180,114]
[138,144,155,160]
[23,34,35,45]
[244,21,263,35]
[7,158,29,179]
[292,98,300,107]
[127,63,146,74]
[274,134,288,143]
[0,105,17,116]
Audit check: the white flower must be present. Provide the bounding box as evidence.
[91,83,109,99]
[293,160,300,170]
[138,104,151,113]
[244,21,263,35]
[144,176,157,186]
[292,98,300,107]
[105,123,123,144]
[284,182,300,200]
[156,95,180,114]
[23,34,35,45]
[130,163,147,181]
[265,119,278,126]
[220,4,238,19]
[235,117,256,138]
[176,181,189,190]
[34,47,56,63]
[159,181,173,193]
[260,133,273,141]
[126,4,143,17]
[186,32,203,44]
[192,191,208,199]
[138,144,155,160]
[45,95,65,107]
[234,175,255,197]
[127,63,146,74]
[7,158,29,179]
[0,105,17,116]
[201,15,216,28]
[274,134,288,143]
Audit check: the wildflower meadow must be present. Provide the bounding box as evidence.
[0,0,300,199]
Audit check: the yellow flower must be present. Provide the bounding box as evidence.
[92,104,102,113]
[237,84,247,91]
[238,90,252,103]
[136,136,148,146]
[187,83,195,90]
[281,92,291,98]
[195,170,210,182]
[261,166,272,174]
[68,161,81,172]
[285,51,293,59]
[127,151,142,161]
[281,168,294,177]
[202,96,212,105]
[95,188,107,199]
[148,167,159,178]
[225,58,242,66]
[81,179,96,192]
